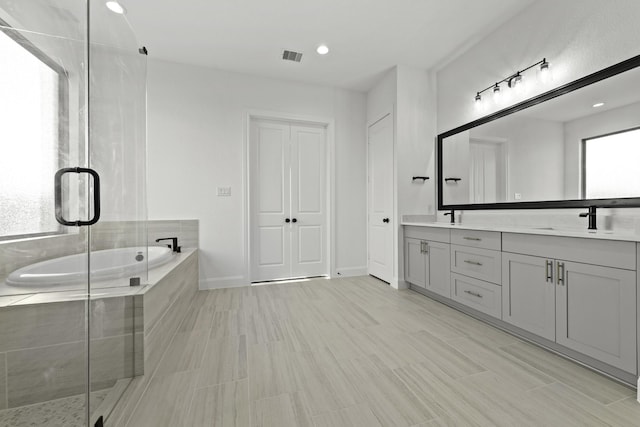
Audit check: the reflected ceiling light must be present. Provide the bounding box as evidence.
[106,1,126,14]
[316,44,329,55]
[592,102,605,108]
[473,58,551,106]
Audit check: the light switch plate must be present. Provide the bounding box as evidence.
[217,187,231,197]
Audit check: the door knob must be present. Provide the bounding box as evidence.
[382,218,390,223]
[285,218,290,223]
[292,218,298,223]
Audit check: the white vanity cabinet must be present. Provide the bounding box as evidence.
[404,227,451,298]
[556,261,636,373]
[403,223,639,382]
[502,252,556,341]
[503,233,637,373]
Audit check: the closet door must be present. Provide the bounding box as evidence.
[250,120,292,281]
[290,124,327,278]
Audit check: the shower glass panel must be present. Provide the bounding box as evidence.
[0,1,148,425]
[88,1,148,425]
[0,2,92,426]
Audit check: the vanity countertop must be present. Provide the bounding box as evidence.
[401,221,640,243]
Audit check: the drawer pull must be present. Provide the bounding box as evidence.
[463,237,482,241]
[463,260,483,266]
[464,290,483,298]
[545,260,553,282]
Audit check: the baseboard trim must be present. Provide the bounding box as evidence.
[335,266,367,277]
[199,276,248,290]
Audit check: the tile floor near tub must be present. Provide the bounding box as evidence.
[123,276,640,427]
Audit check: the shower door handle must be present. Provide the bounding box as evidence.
[54,167,101,226]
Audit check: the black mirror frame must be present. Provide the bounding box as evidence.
[437,53,640,211]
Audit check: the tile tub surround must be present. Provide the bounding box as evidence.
[0,249,198,415]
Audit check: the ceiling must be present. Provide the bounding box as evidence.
[121,0,534,91]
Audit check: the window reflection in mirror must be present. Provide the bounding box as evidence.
[583,127,640,199]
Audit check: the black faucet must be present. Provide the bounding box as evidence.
[579,207,597,230]
[443,209,455,224]
[156,237,181,253]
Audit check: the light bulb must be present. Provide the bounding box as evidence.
[539,59,551,83]
[493,84,501,102]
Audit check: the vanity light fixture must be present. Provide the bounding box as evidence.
[106,1,126,14]
[473,58,551,105]
[592,102,605,108]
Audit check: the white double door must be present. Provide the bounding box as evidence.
[250,119,327,282]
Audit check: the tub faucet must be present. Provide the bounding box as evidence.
[156,237,181,253]
[579,207,597,231]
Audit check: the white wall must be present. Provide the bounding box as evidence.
[146,59,367,288]
[470,116,565,202]
[435,0,640,230]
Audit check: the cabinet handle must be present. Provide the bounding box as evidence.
[463,260,483,266]
[545,260,553,283]
[421,241,428,254]
[464,290,483,298]
[557,262,565,286]
[463,237,482,241]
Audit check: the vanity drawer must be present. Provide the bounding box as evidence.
[451,229,501,251]
[451,245,501,284]
[451,273,502,319]
[404,226,450,243]
[502,233,636,270]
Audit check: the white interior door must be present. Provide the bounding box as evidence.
[250,119,327,282]
[290,125,327,278]
[251,120,291,281]
[368,114,393,283]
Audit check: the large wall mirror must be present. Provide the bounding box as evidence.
[437,54,640,210]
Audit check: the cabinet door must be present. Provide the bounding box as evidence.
[556,261,637,373]
[405,238,426,288]
[502,252,555,341]
[427,241,451,298]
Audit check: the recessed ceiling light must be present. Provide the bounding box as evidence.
[592,102,605,108]
[316,44,329,55]
[106,1,126,14]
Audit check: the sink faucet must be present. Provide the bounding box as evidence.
[443,209,455,224]
[579,207,597,231]
[155,237,181,253]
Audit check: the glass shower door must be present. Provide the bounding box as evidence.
[87,1,148,425]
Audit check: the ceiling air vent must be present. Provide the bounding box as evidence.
[282,50,303,62]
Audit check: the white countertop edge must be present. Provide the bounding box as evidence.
[401,222,640,242]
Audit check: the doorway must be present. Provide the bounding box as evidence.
[249,118,328,282]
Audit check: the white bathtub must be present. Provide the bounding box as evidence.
[6,246,173,286]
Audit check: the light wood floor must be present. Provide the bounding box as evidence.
[123,276,640,426]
